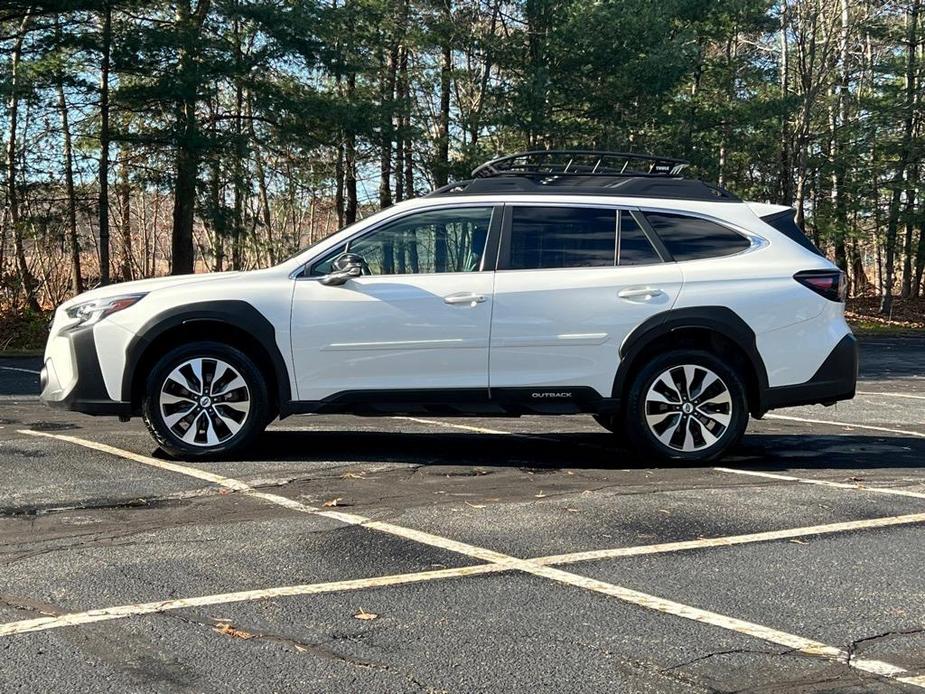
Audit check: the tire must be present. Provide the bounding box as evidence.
[142,341,269,459]
[624,349,748,463]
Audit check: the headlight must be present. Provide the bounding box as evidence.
[65,293,147,328]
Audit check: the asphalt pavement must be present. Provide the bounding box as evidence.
[0,336,923,693]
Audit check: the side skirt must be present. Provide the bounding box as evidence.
[281,387,620,418]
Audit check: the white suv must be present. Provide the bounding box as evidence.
[40,151,857,462]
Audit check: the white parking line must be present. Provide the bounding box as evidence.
[532,512,925,565]
[856,391,925,401]
[714,466,925,501]
[394,416,537,437]
[11,428,925,688]
[0,365,40,375]
[763,413,925,438]
[0,564,506,637]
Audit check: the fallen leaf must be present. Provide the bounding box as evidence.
[322,497,342,507]
[212,622,255,640]
[354,608,378,621]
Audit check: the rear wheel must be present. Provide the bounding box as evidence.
[142,342,268,459]
[624,350,748,463]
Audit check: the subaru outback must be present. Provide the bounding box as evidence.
[40,150,857,462]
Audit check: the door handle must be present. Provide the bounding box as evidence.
[618,287,664,300]
[444,292,487,306]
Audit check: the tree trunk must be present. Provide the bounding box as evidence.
[900,177,916,297]
[379,38,397,209]
[880,0,918,314]
[255,154,274,265]
[55,19,83,295]
[830,0,849,277]
[98,1,112,285]
[778,0,792,205]
[5,10,40,312]
[434,0,452,187]
[335,142,345,227]
[344,73,358,224]
[914,217,925,297]
[208,156,225,271]
[403,46,414,199]
[170,0,211,275]
[118,150,133,281]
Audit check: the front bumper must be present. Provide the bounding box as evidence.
[41,325,131,416]
[762,333,858,411]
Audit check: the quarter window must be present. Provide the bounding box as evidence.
[507,207,616,270]
[618,212,661,266]
[311,207,493,276]
[644,212,750,261]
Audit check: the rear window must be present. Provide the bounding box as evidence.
[508,206,616,270]
[761,209,824,256]
[644,212,751,261]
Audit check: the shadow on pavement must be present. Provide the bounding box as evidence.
[152,429,925,473]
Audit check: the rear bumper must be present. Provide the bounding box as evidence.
[40,325,132,416]
[762,333,857,412]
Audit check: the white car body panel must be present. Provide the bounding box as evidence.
[489,263,682,395]
[290,272,495,400]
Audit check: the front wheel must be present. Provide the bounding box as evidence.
[142,342,269,459]
[624,350,748,463]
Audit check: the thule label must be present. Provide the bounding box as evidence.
[531,392,572,399]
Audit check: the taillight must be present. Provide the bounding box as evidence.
[794,270,846,302]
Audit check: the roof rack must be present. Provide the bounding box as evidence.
[471,150,690,178]
[427,150,739,203]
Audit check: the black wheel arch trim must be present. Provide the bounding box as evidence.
[121,300,292,411]
[614,306,770,414]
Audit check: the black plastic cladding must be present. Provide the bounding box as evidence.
[121,300,291,410]
[615,307,771,415]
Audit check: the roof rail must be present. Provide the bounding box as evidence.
[471,150,690,179]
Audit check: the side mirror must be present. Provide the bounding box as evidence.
[320,253,367,286]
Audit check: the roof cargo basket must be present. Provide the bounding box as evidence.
[427,150,739,202]
[471,150,690,179]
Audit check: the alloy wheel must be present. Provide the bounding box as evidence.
[644,364,732,452]
[159,357,251,447]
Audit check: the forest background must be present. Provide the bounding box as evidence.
[1,0,924,349]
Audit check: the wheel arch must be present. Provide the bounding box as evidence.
[614,307,769,416]
[123,301,291,414]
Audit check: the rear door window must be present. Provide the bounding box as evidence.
[618,212,661,266]
[644,212,751,261]
[506,206,616,270]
